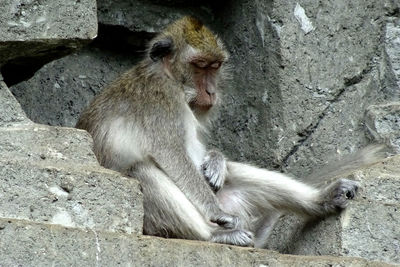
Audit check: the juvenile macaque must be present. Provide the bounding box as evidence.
[77,16,360,247]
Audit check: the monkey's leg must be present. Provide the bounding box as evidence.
[251,212,281,248]
[131,162,253,246]
[217,161,359,224]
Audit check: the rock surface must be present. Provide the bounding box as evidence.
[0,218,395,267]
[365,102,400,153]
[0,74,29,126]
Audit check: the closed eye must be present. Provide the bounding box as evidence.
[210,62,221,69]
[194,60,208,68]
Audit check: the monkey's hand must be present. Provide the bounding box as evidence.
[210,213,241,229]
[211,229,254,247]
[201,150,226,192]
[322,178,360,212]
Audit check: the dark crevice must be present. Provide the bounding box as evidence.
[386,6,400,17]
[93,24,156,55]
[2,24,154,87]
[280,115,323,169]
[343,66,373,87]
[141,0,215,7]
[1,45,76,87]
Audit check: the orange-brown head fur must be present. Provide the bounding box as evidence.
[148,16,229,116]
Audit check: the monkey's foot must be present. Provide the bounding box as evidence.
[324,179,360,211]
[201,150,226,192]
[211,229,254,247]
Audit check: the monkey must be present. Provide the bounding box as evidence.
[77,16,252,246]
[76,16,361,248]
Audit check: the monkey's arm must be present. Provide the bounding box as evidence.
[149,144,239,228]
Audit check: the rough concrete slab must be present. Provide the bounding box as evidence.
[341,202,400,264]
[355,155,400,204]
[284,73,381,176]
[0,75,29,126]
[0,0,97,64]
[0,160,143,235]
[0,0,97,41]
[385,18,400,93]
[365,102,400,153]
[97,0,214,33]
[0,124,98,166]
[0,218,394,267]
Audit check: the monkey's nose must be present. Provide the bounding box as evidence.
[206,88,216,96]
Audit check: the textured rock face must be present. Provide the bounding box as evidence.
[97,0,214,33]
[211,0,400,176]
[365,102,400,153]
[1,0,400,266]
[0,75,29,126]
[0,0,97,43]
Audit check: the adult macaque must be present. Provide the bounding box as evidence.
[77,16,360,247]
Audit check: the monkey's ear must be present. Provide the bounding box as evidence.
[150,37,173,62]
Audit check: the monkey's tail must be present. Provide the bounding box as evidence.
[303,144,392,187]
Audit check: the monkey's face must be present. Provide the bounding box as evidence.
[149,16,229,113]
[186,57,223,112]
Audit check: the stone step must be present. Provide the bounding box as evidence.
[0,218,394,267]
[0,159,142,235]
[0,124,99,167]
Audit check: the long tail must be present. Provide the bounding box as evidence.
[304,144,390,186]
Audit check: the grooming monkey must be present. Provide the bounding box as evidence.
[77,16,360,247]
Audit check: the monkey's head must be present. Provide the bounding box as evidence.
[148,16,229,114]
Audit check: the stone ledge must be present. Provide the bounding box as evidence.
[0,124,99,166]
[0,218,394,267]
[0,159,143,235]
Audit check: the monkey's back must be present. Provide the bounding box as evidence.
[76,61,187,171]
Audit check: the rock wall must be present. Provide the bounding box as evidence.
[1,0,400,266]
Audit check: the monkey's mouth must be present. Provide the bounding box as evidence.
[189,96,215,111]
